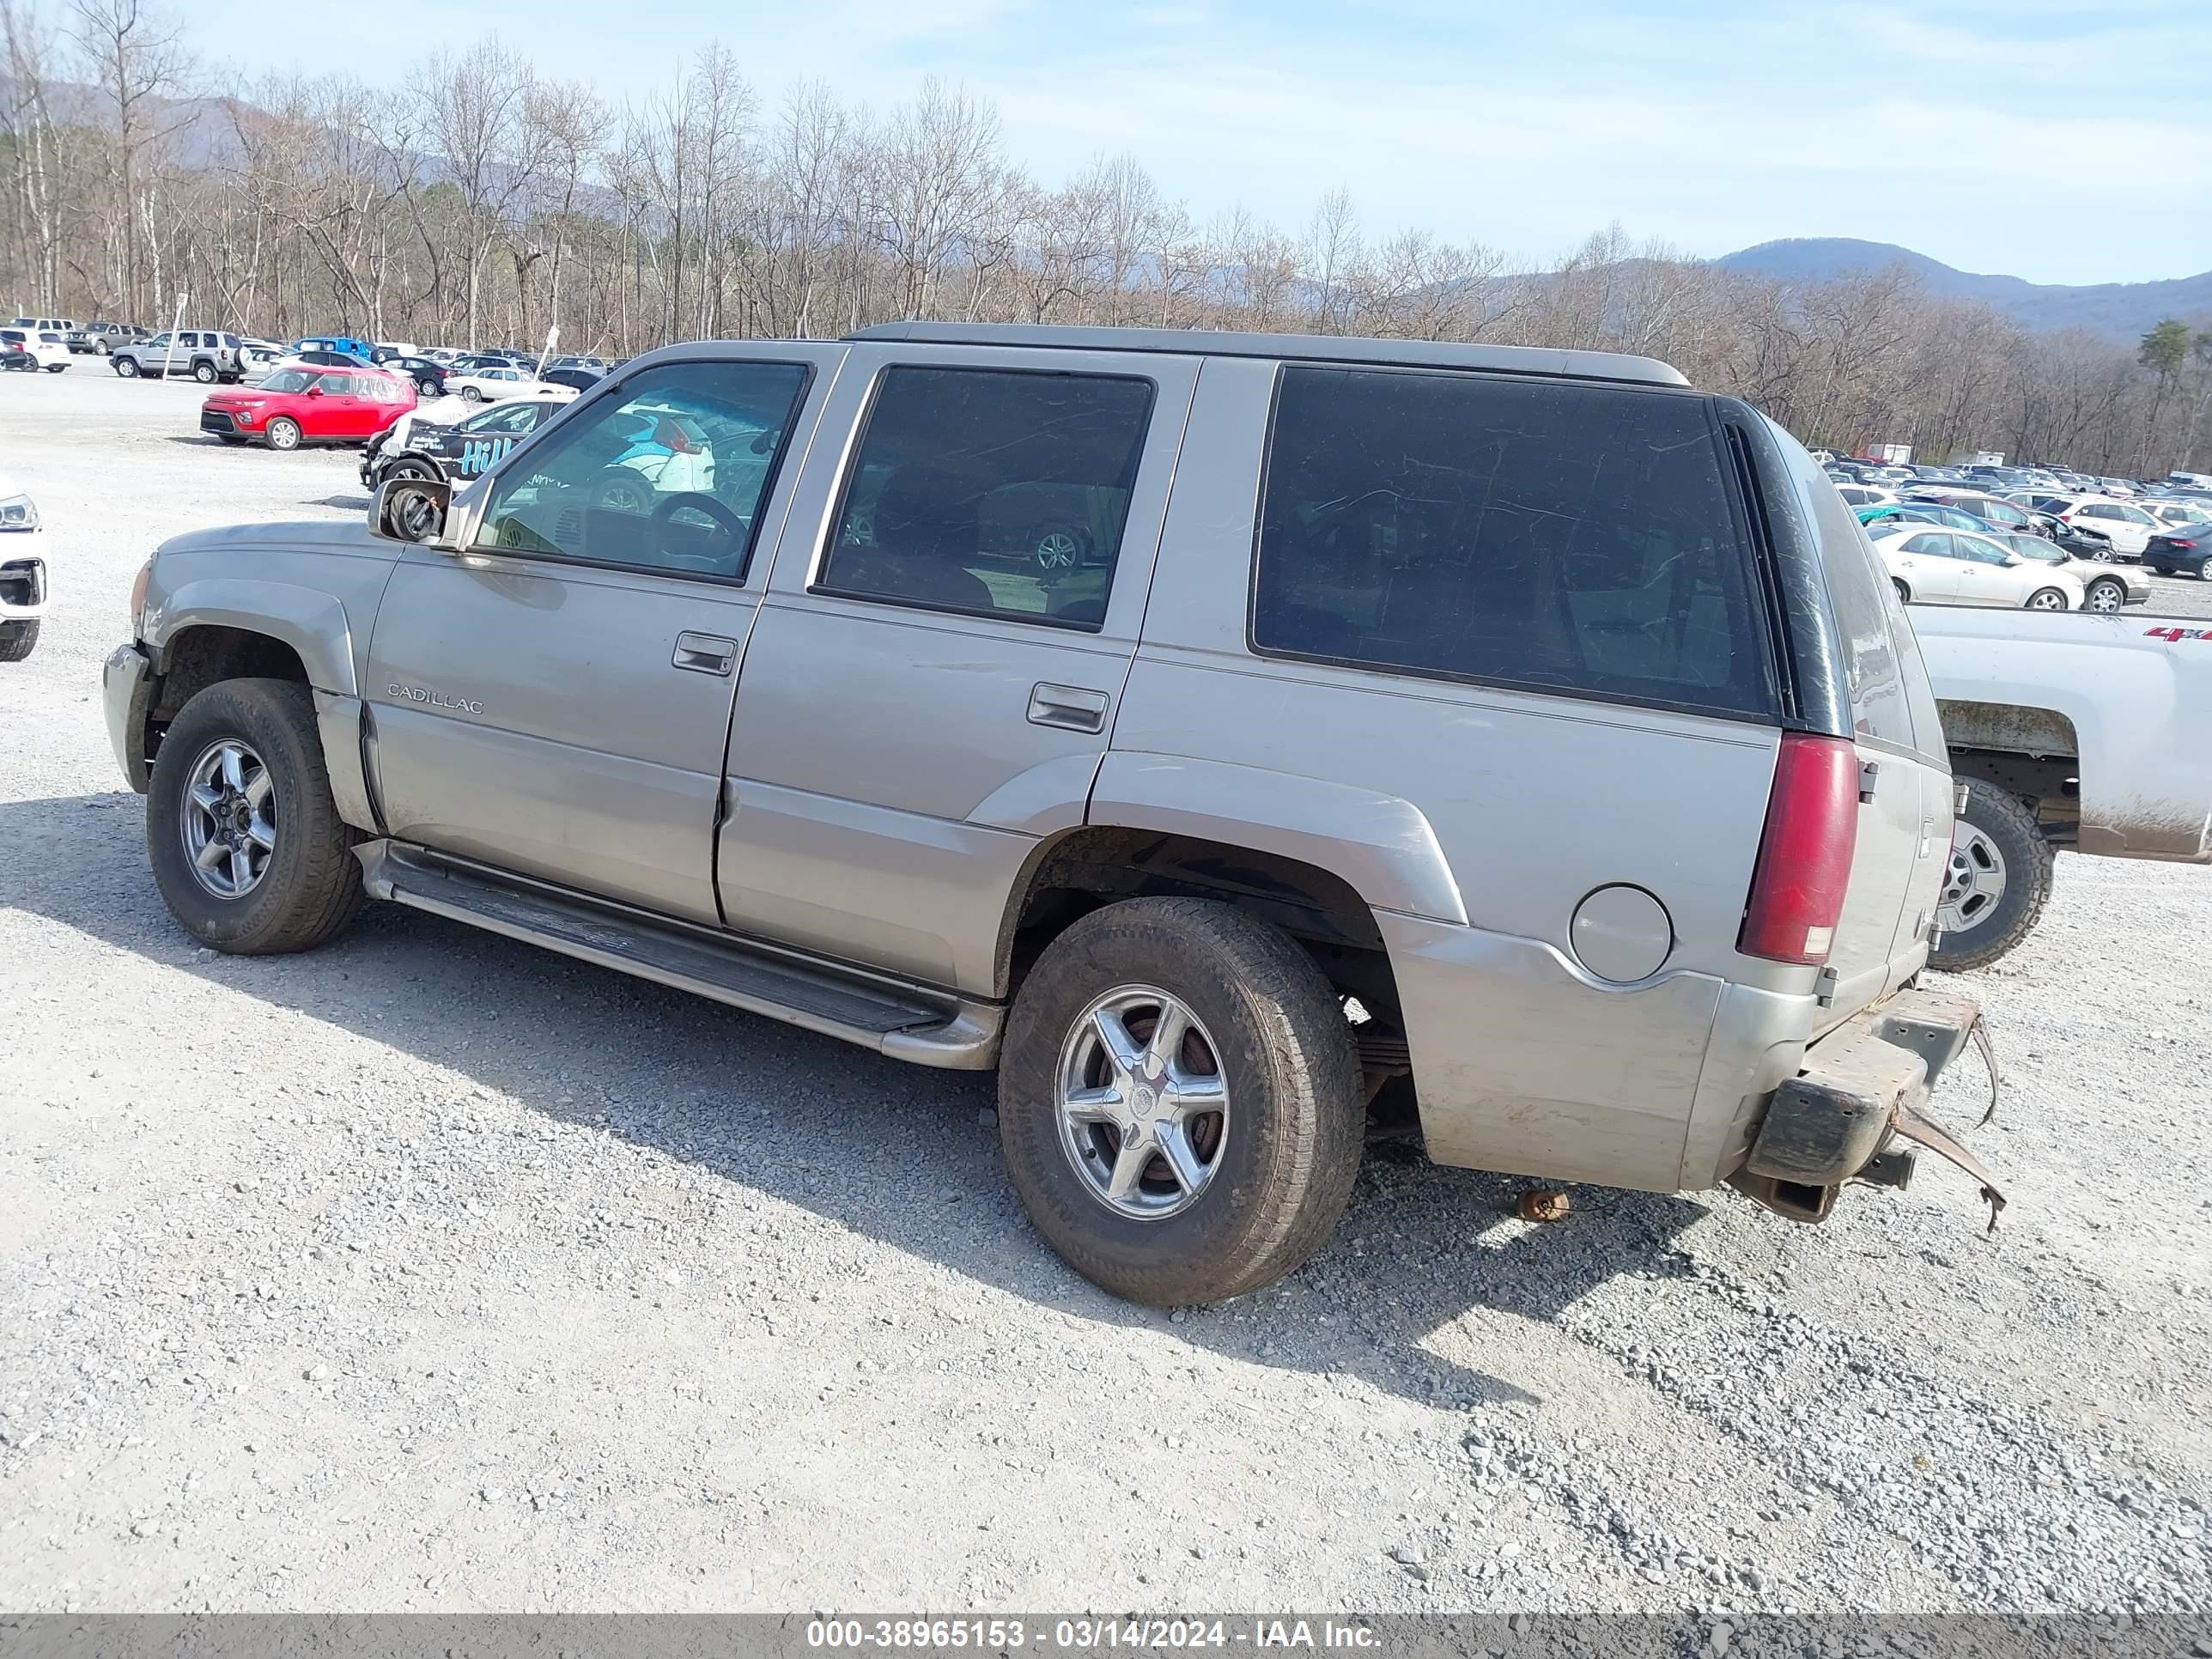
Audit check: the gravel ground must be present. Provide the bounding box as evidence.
[3,370,2210,1617]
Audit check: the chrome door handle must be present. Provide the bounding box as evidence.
[672,632,738,676]
[1028,682,1109,733]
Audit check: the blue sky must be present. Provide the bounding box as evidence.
[196,0,2209,285]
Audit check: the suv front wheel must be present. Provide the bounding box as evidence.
[147,678,364,954]
[998,897,1364,1306]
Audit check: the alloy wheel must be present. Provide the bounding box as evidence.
[1055,986,1230,1221]
[1035,530,1081,572]
[179,738,276,900]
[1937,823,2007,937]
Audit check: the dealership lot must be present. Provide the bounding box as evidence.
[3,370,2211,1613]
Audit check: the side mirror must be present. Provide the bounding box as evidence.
[373,477,457,550]
[305,385,324,398]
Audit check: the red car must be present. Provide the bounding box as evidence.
[200,365,416,452]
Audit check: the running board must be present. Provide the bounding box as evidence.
[355,840,1001,1070]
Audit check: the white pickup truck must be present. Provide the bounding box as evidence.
[1910,605,2212,966]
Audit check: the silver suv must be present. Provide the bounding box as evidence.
[103,325,2000,1305]
[111,329,246,383]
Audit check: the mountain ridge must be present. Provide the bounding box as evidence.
[1714,238,2212,340]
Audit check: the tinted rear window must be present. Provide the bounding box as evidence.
[1250,366,1773,718]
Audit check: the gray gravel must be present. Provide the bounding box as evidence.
[3,370,2210,1614]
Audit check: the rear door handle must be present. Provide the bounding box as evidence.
[1028,682,1109,733]
[672,632,738,677]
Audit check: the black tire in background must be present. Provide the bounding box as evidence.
[2026,586,2068,611]
[0,619,40,661]
[113,356,140,377]
[2082,577,2127,614]
[265,416,302,452]
[998,896,1364,1306]
[145,678,363,954]
[1929,779,2055,972]
[2198,555,2212,582]
[191,359,218,383]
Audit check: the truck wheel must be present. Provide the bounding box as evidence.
[998,897,1364,1306]
[2083,577,2126,613]
[191,359,217,384]
[145,678,364,955]
[114,356,140,378]
[0,620,40,661]
[1929,779,2053,973]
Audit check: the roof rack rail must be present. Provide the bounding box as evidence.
[843,322,1689,387]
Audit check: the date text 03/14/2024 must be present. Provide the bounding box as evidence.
[804,1620,1381,1650]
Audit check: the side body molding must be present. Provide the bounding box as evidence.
[1086,751,1468,924]
[150,579,360,697]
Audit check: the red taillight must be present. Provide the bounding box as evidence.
[1737,733,1861,966]
[2171,538,2197,549]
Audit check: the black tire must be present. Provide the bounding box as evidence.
[2026,587,2068,611]
[146,678,363,955]
[2083,577,2126,614]
[416,377,441,397]
[459,385,484,403]
[1892,579,1911,603]
[113,356,140,378]
[1929,778,2054,973]
[265,416,302,452]
[191,359,217,384]
[2198,556,2212,582]
[998,896,1364,1306]
[0,619,39,661]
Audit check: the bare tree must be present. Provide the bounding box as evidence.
[69,0,192,318]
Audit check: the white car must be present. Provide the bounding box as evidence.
[2042,495,2160,560]
[1,328,71,372]
[382,386,578,453]
[443,365,573,403]
[0,467,46,661]
[1872,524,2086,611]
[2146,500,2212,531]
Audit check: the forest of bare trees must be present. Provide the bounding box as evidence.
[5,0,2211,475]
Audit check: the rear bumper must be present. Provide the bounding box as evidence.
[103,641,155,793]
[1732,985,2002,1224]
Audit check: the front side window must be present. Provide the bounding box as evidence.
[1252,366,1772,717]
[261,368,313,393]
[1902,533,1945,556]
[474,359,810,581]
[817,367,1154,630]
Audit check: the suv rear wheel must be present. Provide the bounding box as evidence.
[998,897,1364,1306]
[191,359,218,384]
[146,678,364,954]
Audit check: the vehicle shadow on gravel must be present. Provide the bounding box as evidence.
[5,788,1711,1409]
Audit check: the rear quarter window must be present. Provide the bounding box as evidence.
[1249,366,1775,719]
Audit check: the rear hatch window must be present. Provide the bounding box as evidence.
[1251,365,1776,720]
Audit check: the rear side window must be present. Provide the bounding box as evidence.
[818,367,1154,631]
[1783,434,1920,752]
[1250,366,1772,718]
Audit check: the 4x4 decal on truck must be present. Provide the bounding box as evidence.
[2145,626,2212,643]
